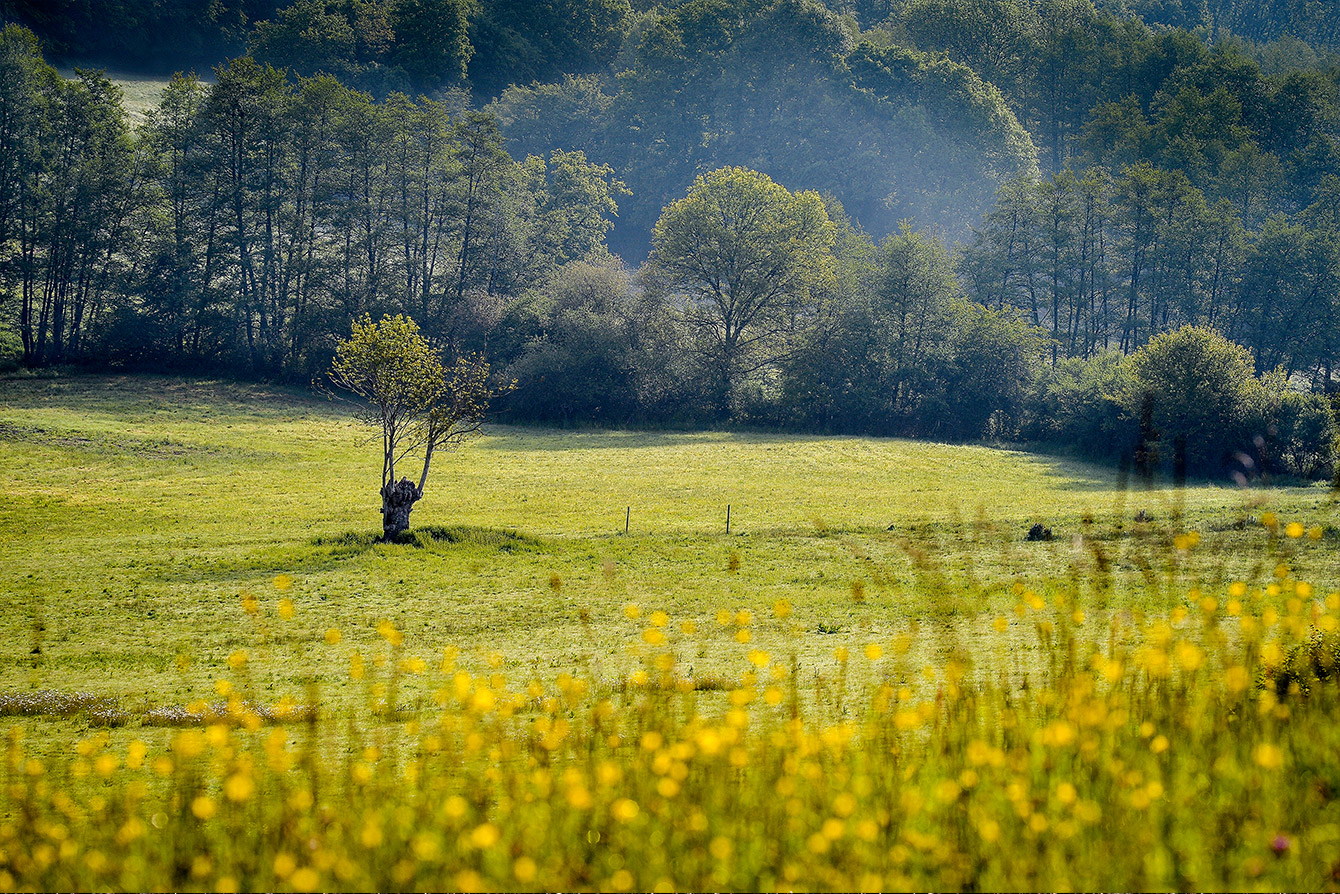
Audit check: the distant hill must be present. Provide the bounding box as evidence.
[0,0,277,72]
[4,0,1338,255]
[1096,0,1340,50]
[493,0,1040,256]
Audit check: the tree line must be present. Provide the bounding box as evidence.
[962,165,1340,384]
[0,0,633,100]
[1100,0,1340,52]
[0,21,1335,481]
[0,26,625,377]
[10,1,1339,260]
[486,0,1340,257]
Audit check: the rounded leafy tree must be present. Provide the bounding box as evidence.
[647,166,836,416]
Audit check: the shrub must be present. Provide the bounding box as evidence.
[924,299,1047,440]
[1125,325,1260,475]
[0,326,22,372]
[1262,384,1337,480]
[1026,351,1137,459]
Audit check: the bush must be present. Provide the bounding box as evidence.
[0,324,23,371]
[1026,352,1137,459]
[502,258,642,425]
[1263,384,1337,480]
[1021,329,1335,481]
[926,299,1046,440]
[1125,326,1261,474]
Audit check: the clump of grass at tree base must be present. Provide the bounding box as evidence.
[4,524,1340,891]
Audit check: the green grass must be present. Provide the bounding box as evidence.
[0,371,1336,711]
[5,372,1340,891]
[112,75,170,125]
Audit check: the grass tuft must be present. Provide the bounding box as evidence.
[410,525,545,552]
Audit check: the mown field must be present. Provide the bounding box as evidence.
[3,373,1340,890]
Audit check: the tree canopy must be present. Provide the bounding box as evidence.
[492,0,1040,256]
[1123,325,1336,478]
[647,166,836,416]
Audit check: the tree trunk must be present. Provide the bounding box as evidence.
[381,477,421,540]
[1173,435,1187,490]
[1134,391,1159,489]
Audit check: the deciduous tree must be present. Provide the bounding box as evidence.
[329,313,495,539]
[1125,324,1258,476]
[646,166,836,417]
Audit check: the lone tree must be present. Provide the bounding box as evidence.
[330,314,493,540]
[647,166,836,417]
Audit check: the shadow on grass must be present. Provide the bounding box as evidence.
[157,526,548,586]
[474,425,724,452]
[0,420,287,462]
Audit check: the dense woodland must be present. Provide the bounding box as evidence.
[2,0,1340,478]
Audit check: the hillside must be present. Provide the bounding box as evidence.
[7,0,1340,253]
[1,372,1329,700]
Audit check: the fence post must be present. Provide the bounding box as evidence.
[726,504,731,535]
[625,506,630,535]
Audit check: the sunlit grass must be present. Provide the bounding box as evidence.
[53,73,179,126]
[3,373,1340,888]
[2,373,1337,703]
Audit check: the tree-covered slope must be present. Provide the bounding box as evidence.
[1096,0,1340,51]
[0,0,278,70]
[7,0,1339,256]
[494,0,1039,256]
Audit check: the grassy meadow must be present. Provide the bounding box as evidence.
[3,372,1340,890]
[54,73,176,126]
